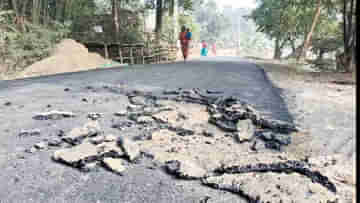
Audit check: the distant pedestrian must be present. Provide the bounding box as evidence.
[201,40,208,56]
[211,43,217,56]
[185,28,192,41]
[186,28,193,54]
[179,25,189,62]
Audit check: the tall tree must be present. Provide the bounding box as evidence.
[356,0,359,71]
[298,0,323,61]
[31,0,41,24]
[155,0,163,40]
[112,0,120,37]
[341,0,356,72]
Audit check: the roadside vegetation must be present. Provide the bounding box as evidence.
[0,0,357,80]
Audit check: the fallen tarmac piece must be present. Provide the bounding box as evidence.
[62,121,101,145]
[18,128,41,137]
[214,159,337,193]
[33,110,76,120]
[102,157,126,175]
[117,136,141,162]
[202,172,339,203]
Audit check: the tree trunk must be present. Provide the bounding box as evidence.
[356,0,359,77]
[318,50,324,60]
[273,37,282,59]
[342,0,356,72]
[12,0,29,32]
[11,0,19,16]
[32,0,41,24]
[290,40,296,53]
[297,0,322,61]
[55,0,65,22]
[112,0,120,39]
[284,44,303,59]
[169,0,178,43]
[155,0,163,42]
[41,0,49,25]
[62,0,68,23]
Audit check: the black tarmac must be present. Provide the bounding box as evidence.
[0,57,294,203]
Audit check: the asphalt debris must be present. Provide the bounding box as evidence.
[18,129,41,137]
[29,87,342,202]
[165,160,207,179]
[33,110,76,120]
[4,101,12,106]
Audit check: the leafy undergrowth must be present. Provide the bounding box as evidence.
[0,10,70,79]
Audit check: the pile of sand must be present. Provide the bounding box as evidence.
[19,39,110,78]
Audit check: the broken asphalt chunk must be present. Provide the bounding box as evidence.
[25,147,37,153]
[111,121,133,130]
[33,110,75,120]
[236,119,255,143]
[208,116,237,132]
[18,129,41,137]
[165,160,207,179]
[47,138,62,147]
[168,126,195,136]
[114,110,127,117]
[90,136,105,145]
[216,160,336,193]
[104,134,117,142]
[202,173,338,203]
[117,136,140,162]
[88,113,102,120]
[52,142,99,168]
[97,141,124,158]
[62,121,101,145]
[163,89,181,95]
[4,101,12,106]
[34,142,47,150]
[135,116,153,124]
[129,96,147,106]
[255,118,299,133]
[102,158,126,175]
[256,131,291,150]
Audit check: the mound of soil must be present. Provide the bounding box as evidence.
[19,39,110,78]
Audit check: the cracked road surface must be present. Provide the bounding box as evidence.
[0,57,294,203]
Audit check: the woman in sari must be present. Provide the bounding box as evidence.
[179,26,189,62]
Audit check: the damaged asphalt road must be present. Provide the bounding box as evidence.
[0,57,345,203]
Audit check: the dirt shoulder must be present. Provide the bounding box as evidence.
[249,58,356,156]
[250,57,356,175]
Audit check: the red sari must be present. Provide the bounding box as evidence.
[179,31,189,60]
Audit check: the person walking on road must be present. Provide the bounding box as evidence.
[201,40,208,56]
[185,28,192,55]
[186,28,192,41]
[179,26,189,62]
[211,43,217,56]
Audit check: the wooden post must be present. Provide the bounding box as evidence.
[141,47,145,64]
[118,44,123,64]
[130,47,134,65]
[104,44,109,59]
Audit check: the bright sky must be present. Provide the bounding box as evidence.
[213,0,257,9]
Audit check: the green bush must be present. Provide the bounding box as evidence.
[0,12,70,75]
